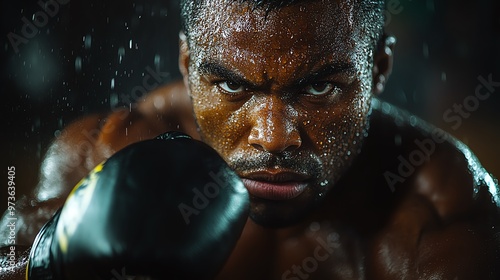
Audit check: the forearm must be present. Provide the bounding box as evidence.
[0,245,30,280]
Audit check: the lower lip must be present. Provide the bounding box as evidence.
[241,179,307,201]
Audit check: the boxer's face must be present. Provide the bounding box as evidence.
[180,0,391,226]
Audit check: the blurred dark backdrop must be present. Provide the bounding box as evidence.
[1,0,499,212]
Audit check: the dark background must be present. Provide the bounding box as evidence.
[1,0,499,214]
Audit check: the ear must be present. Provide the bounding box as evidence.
[372,34,396,95]
[179,32,190,92]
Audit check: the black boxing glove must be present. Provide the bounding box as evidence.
[27,132,249,280]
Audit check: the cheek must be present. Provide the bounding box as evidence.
[190,80,249,157]
[305,52,373,159]
[304,88,372,183]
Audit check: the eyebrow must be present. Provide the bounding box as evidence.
[198,62,256,88]
[295,63,356,87]
[197,61,356,88]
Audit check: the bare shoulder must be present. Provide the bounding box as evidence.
[364,98,500,278]
[137,79,198,139]
[370,98,500,220]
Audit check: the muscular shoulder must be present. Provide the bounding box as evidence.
[136,79,198,140]
[369,98,500,222]
[363,99,500,278]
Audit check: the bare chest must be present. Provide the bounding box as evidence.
[216,224,371,280]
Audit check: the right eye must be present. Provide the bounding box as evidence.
[304,82,337,96]
[216,81,246,93]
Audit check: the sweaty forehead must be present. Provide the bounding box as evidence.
[188,0,363,81]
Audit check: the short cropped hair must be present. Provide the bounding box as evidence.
[180,0,386,50]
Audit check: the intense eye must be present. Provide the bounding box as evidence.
[217,81,245,93]
[304,82,336,96]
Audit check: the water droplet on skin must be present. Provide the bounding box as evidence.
[154,96,166,109]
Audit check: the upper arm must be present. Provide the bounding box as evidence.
[369,138,500,279]
[34,113,109,201]
[413,141,500,279]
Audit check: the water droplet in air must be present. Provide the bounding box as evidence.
[154,54,161,70]
[84,34,92,49]
[328,232,340,244]
[118,47,125,64]
[309,222,320,232]
[75,56,82,72]
[409,116,417,127]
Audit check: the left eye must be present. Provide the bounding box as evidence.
[217,81,246,93]
[304,82,335,96]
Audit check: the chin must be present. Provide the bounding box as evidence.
[249,212,306,229]
[247,189,324,228]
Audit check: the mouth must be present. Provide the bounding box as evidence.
[240,170,309,201]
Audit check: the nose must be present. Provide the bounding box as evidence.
[247,96,301,153]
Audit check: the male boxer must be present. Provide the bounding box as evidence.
[2,0,500,279]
